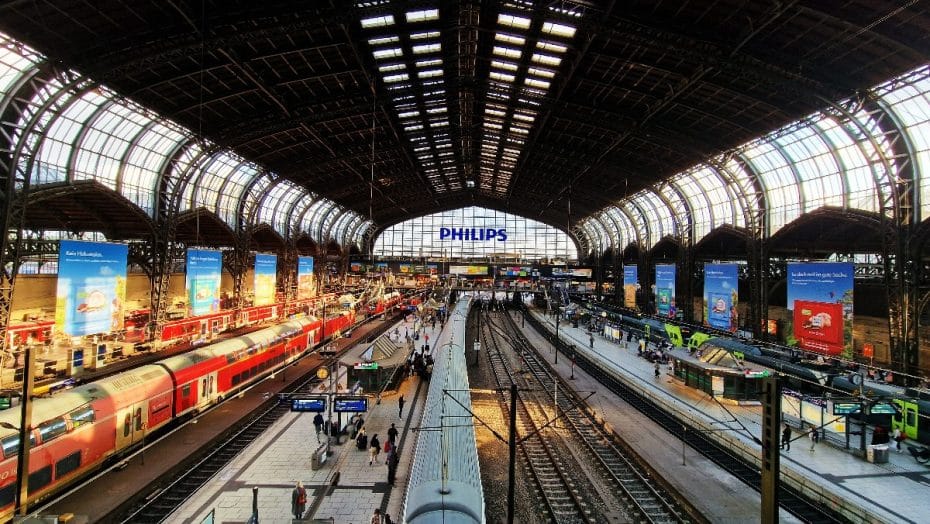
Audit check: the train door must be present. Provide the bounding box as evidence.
[896,399,919,440]
[199,372,217,406]
[115,403,145,450]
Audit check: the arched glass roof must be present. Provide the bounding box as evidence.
[0,32,369,247]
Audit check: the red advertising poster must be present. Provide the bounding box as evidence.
[793,300,844,355]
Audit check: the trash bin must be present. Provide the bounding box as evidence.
[867,444,890,464]
[311,445,327,470]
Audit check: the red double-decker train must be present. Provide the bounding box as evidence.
[0,307,355,517]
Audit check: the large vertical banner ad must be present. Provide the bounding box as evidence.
[254,254,278,306]
[655,264,677,318]
[787,262,854,357]
[623,265,638,308]
[703,263,738,332]
[186,249,222,316]
[297,256,315,300]
[56,240,128,336]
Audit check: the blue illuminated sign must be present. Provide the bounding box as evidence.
[333,396,369,413]
[438,227,507,241]
[291,398,327,412]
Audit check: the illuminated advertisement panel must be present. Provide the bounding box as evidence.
[787,262,853,357]
[426,264,438,275]
[56,240,128,336]
[253,253,277,306]
[350,262,363,272]
[623,265,638,308]
[703,263,738,332]
[655,264,676,318]
[186,249,222,316]
[450,265,488,275]
[399,263,412,273]
[297,256,315,300]
[375,262,388,272]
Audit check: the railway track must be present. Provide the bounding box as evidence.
[482,307,689,523]
[114,374,321,523]
[522,309,847,524]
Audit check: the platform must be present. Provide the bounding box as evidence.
[167,314,442,524]
[528,307,929,524]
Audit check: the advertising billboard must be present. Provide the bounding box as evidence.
[399,263,412,273]
[375,262,388,272]
[427,264,438,275]
[655,264,676,318]
[55,240,128,336]
[787,262,853,356]
[449,265,488,275]
[253,253,277,306]
[186,249,222,316]
[703,263,738,332]
[623,265,638,308]
[350,262,363,272]
[297,256,315,300]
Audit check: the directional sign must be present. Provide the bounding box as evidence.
[870,402,898,414]
[833,402,861,415]
[333,396,368,413]
[291,398,326,412]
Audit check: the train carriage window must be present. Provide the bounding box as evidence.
[907,409,917,427]
[232,374,241,386]
[55,451,81,478]
[201,378,207,397]
[134,408,142,431]
[38,418,67,443]
[0,484,13,507]
[28,465,52,492]
[123,413,131,438]
[182,384,191,398]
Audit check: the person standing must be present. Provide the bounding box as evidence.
[892,427,903,452]
[387,444,400,485]
[369,434,381,466]
[654,361,661,379]
[371,508,383,524]
[781,424,791,452]
[398,395,406,418]
[313,413,324,443]
[291,481,307,520]
[387,423,398,445]
[808,427,817,452]
[589,334,594,349]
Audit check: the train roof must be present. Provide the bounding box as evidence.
[699,337,762,357]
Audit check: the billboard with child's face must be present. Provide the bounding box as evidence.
[787,262,853,357]
[703,263,738,332]
[56,240,128,336]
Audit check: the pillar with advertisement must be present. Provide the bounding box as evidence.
[655,264,676,318]
[787,262,853,357]
[703,263,738,332]
[623,265,638,308]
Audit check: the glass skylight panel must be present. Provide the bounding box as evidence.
[398,110,420,119]
[416,58,442,67]
[495,33,526,45]
[493,46,522,59]
[410,31,441,40]
[513,112,535,122]
[404,124,424,131]
[383,73,409,83]
[368,36,399,45]
[536,41,567,53]
[542,22,576,38]
[426,107,447,114]
[492,60,519,72]
[361,15,395,28]
[412,43,441,54]
[373,48,403,59]
[525,77,550,89]
[528,67,555,78]
[406,9,439,23]
[490,71,516,83]
[418,69,443,78]
[498,13,531,29]
[532,53,561,66]
[379,63,406,72]
[486,108,506,117]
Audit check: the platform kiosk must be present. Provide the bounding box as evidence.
[670,345,770,404]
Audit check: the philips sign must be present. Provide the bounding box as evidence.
[439,227,507,241]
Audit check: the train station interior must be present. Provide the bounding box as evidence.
[0,1,929,523]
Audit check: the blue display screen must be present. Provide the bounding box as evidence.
[291,398,326,412]
[333,396,368,413]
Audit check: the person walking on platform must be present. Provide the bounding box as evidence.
[292,481,307,520]
[892,427,904,452]
[808,427,817,452]
[589,334,594,349]
[369,434,381,466]
[313,413,324,443]
[781,424,791,452]
[654,361,661,379]
[398,395,406,418]
[638,337,646,356]
[387,444,400,485]
[387,423,398,445]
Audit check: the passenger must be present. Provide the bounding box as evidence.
[369,434,381,466]
[892,427,904,452]
[809,427,817,452]
[313,412,324,443]
[356,428,368,451]
[371,507,383,524]
[654,361,661,379]
[387,422,398,445]
[292,481,307,520]
[398,395,406,418]
[638,337,646,356]
[387,445,400,485]
[781,424,791,452]
[589,334,594,349]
